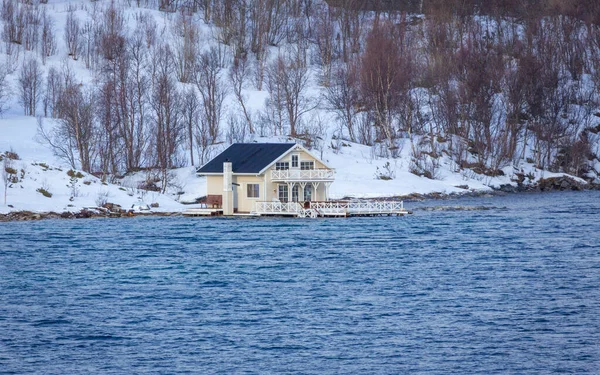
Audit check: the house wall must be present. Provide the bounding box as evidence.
[234,175,264,213]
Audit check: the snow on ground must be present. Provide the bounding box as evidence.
[1,112,592,214]
[0,116,193,214]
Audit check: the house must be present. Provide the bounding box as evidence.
[196,143,335,215]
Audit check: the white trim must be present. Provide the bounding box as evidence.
[258,144,333,175]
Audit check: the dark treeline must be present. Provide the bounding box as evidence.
[3,0,600,185]
[326,0,600,24]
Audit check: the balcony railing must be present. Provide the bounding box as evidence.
[271,169,335,181]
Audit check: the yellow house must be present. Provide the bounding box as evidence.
[196,143,335,215]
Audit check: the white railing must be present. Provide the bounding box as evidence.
[271,169,335,181]
[253,202,303,215]
[253,200,406,217]
[310,201,405,214]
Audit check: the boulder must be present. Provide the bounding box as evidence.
[538,176,584,191]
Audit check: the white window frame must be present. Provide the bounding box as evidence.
[278,184,289,202]
[275,162,289,170]
[300,161,314,170]
[246,183,260,199]
[291,154,299,168]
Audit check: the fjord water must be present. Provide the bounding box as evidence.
[1,191,599,374]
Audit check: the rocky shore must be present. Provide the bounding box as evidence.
[0,209,181,222]
[391,176,596,202]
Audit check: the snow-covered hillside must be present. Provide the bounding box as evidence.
[0,0,598,215]
[1,115,589,215]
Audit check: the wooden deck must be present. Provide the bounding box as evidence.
[182,208,223,216]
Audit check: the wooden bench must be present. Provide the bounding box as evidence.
[206,195,222,209]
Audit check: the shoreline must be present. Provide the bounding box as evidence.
[2,180,598,222]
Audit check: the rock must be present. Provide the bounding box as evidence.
[75,210,92,219]
[538,176,584,191]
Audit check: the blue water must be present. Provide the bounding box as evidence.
[1,191,599,374]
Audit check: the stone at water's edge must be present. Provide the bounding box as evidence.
[538,176,585,191]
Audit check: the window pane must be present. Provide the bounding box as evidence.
[276,162,289,170]
[247,184,259,198]
[300,161,314,170]
[278,185,288,202]
[291,155,298,168]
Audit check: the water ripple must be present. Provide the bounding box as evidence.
[1,191,599,374]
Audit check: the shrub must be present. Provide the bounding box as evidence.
[4,166,17,175]
[36,187,52,198]
[67,169,84,178]
[5,150,19,160]
[95,190,109,207]
[375,161,396,180]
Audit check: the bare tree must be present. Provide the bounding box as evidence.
[173,11,200,83]
[40,8,57,65]
[149,45,184,190]
[56,84,96,172]
[266,47,314,137]
[22,4,40,52]
[123,18,153,172]
[37,75,96,174]
[360,18,412,151]
[37,116,76,170]
[182,87,200,166]
[323,63,360,142]
[312,3,337,85]
[43,66,60,118]
[193,47,228,144]
[18,57,43,116]
[64,6,82,60]
[0,63,11,116]
[229,56,254,133]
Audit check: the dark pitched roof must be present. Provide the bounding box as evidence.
[196,143,296,174]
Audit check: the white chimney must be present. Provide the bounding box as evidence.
[223,161,233,216]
